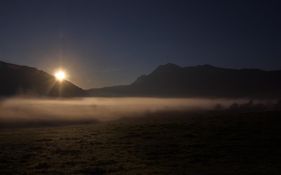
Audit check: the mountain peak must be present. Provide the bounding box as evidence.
[161,63,181,68]
[101,63,281,98]
[195,64,216,69]
[152,63,181,74]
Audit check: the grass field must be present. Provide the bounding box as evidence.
[1,111,281,174]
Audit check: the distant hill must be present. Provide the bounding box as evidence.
[87,63,281,98]
[0,60,85,97]
[2,60,281,98]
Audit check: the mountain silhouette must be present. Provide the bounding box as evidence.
[0,60,85,97]
[88,63,281,98]
[1,60,281,98]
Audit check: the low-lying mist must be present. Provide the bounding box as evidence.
[0,97,260,127]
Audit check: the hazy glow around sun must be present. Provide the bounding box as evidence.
[54,70,67,81]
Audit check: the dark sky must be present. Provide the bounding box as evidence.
[0,0,280,88]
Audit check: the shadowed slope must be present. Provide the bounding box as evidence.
[0,60,85,97]
[88,63,281,98]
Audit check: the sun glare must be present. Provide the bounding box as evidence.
[54,70,67,82]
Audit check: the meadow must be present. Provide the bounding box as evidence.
[0,98,281,174]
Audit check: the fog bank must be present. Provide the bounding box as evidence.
[0,97,251,127]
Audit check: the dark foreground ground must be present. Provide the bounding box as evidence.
[1,111,281,175]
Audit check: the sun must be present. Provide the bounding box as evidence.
[54,70,67,82]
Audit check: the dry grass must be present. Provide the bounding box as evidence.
[1,111,281,174]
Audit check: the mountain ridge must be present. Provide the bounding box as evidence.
[0,60,85,97]
[1,60,281,98]
[88,63,281,98]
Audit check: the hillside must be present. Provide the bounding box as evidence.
[88,63,281,98]
[0,60,85,97]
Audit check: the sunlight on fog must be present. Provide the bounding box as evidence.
[0,97,247,125]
